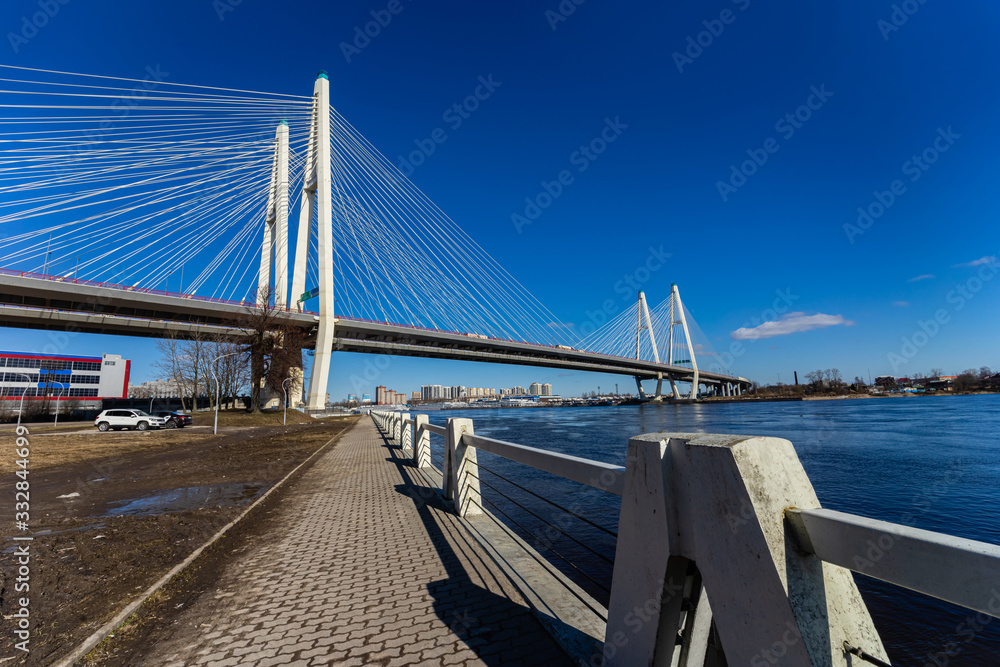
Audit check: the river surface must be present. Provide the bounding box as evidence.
[422,394,1000,665]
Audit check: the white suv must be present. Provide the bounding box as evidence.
[94,409,168,431]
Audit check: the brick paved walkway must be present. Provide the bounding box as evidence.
[135,418,571,667]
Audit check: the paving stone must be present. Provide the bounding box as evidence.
[131,419,571,666]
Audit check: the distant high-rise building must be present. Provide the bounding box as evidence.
[376,385,386,405]
[529,382,542,396]
[541,383,553,396]
[411,391,421,400]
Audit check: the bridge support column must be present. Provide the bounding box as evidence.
[259,122,289,308]
[289,363,304,407]
[671,284,699,400]
[290,72,335,411]
[634,377,646,400]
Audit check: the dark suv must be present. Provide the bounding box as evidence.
[155,411,192,428]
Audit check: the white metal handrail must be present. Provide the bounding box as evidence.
[787,507,1000,618]
[464,433,624,496]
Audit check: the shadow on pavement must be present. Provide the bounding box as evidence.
[378,432,573,667]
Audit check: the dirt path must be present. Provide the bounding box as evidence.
[0,417,358,666]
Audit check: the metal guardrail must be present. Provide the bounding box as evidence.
[370,410,1000,666]
[786,507,1000,618]
[463,433,624,496]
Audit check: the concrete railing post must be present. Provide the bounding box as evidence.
[444,418,482,516]
[414,414,431,468]
[604,432,887,667]
[393,414,401,445]
[400,412,410,451]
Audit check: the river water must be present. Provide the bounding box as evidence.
[424,394,1000,665]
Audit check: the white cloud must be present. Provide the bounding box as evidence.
[953,255,997,268]
[908,274,935,283]
[730,312,855,341]
[893,301,909,307]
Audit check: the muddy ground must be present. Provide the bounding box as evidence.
[0,414,358,665]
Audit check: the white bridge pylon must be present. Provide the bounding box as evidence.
[255,74,738,409]
[259,72,334,410]
[259,121,289,309]
[634,283,700,401]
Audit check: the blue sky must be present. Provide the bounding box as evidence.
[2,0,998,397]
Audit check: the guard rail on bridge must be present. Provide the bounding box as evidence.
[371,410,1000,666]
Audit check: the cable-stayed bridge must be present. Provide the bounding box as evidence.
[0,67,749,407]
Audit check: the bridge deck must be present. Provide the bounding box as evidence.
[0,272,748,387]
[134,418,571,666]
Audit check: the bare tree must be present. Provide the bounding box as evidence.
[954,369,978,392]
[805,370,824,389]
[154,334,190,412]
[200,338,250,410]
[929,368,943,380]
[232,286,303,413]
[184,332,210,411]
[979,366,993,380]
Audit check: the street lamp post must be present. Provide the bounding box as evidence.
[282,377,292,426]
[211,351,240,435]
[13,372,33,429]
[53,384,67,427]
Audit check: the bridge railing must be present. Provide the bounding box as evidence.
[370,411,1000,665]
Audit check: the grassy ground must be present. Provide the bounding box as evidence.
[0,411,353,474]
[189,408,317,427]
[0,417,360,665]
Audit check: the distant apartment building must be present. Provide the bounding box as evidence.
[1,351,130,408]
[541,383,553,396]
[129,378,186,398]
[529,382,542,395]
[376,385,387,404]
[421,384,446,400]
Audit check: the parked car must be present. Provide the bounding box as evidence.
[94,409,167,431]
[155,411,192,428]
